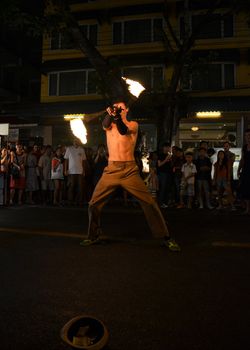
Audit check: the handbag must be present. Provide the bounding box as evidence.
[11,154,20,179]
[11,165,20,179]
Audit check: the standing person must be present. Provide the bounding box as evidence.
[172,147,185,206]
[194,141,209,160]
[26,145,40,204]
[9,143,27,205]
[64,138,87,206]
[93,144,108,188]
[51,147,64,206]
[213,150,235,210]
[38,145,53,204]
[80,100,180,251]
[223,141,236,191]
[195,147,213,209]
[223,141,235,166]
[157,142,173,208]
[178,152,197,209]
[238,129,250,214]
[147,152,159,200]
[0,147,10,205]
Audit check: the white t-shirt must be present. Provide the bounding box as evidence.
[64,146,86,175]
[181,162,197,184]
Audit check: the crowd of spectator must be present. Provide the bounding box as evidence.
[0,129,250,215]
[147,131,250,214]
[0,139,108,207]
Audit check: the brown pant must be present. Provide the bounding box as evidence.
[88,161,169,239]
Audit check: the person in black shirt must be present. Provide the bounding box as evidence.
[172,147,185,206]
[93,144,108,188]
[195,147,213,209]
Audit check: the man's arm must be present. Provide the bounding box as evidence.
[114,116,127,135]
[102,113,112,130]
[158,154,171,168]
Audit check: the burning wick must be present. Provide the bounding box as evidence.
[122,77,145,98]
[69,118,87,144]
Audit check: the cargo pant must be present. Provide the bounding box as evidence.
[88,161,169,240]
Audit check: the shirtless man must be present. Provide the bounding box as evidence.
[80,100,180,251]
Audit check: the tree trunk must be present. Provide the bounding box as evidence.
[158,51,187,144]
[49,0,129,103]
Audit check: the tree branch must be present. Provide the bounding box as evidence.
[163,0,181,49]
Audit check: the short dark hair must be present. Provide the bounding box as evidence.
[111,97,129,106]
[162,142,171,148]
[199,140,208,146]
[207,147,215,156]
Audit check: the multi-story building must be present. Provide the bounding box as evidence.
[0,0,44,146]
[40,0,250,148]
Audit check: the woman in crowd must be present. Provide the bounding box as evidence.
[238,129,250,214]
[51,147,64,206]
[9,144,27,205]
[213,150,235,210]
[25,145,39,204]
[0,147,10,205]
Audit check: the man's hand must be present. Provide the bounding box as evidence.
[106,107,114,116]
[165,154,171,161]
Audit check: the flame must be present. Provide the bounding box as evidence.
[122,77,145,98]
[70,118,87,144]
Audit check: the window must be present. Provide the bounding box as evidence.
[182,63,235,91]
[59,71,86,95]
[122,65,164,91]
[48,70,97,96]
[113,18,163,45]
[180,14,233,40]
[50,24,98,50]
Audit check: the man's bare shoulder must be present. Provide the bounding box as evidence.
[127,120,138,130]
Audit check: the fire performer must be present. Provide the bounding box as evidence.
[80,100,180,251]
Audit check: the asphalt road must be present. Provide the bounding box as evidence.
[0,204,249,350]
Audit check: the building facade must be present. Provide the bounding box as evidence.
[40,0,250,148]
[0,0,44,146]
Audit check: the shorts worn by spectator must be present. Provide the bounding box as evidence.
[178,153,197,209]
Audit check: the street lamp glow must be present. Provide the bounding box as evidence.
[64,114,85,120]
[191,126,199,131]
[122,77,145,98]
[196,111,221,119]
